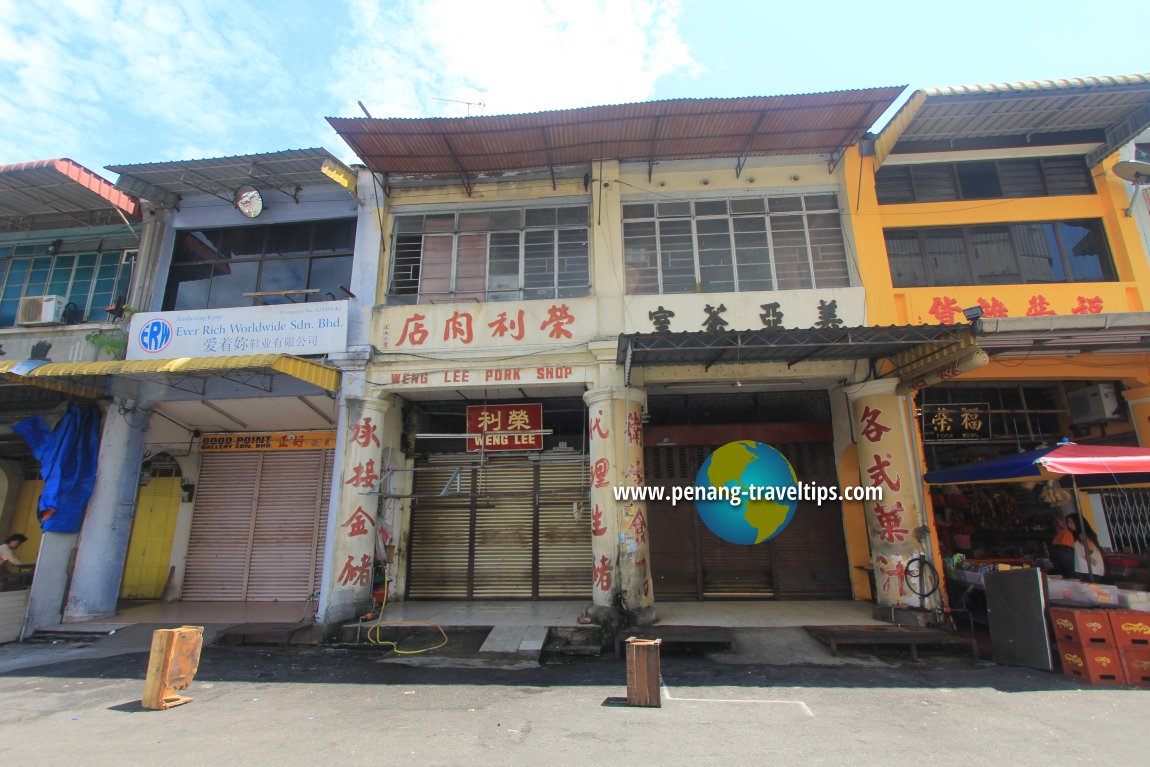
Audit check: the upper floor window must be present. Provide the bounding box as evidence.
[389,205,590,304]
[875,156,1094,204]
[622,193,849,294]
[884,220,1116,288]
[0,243,134,327]
[163,219,355,310]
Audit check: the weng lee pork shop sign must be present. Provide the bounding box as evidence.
[466,404,543,452]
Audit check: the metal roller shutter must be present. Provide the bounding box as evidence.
[246,451,326,601]
[183,448,331,602]
[537,459,590,598]
[182,453,259,601]
[406,455,590,599]
[645,440,849,600]
[406,462,474,598]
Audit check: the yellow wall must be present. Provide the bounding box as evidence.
[842,147,1150,327]
[5,480,44,563]
[119,477,181,600]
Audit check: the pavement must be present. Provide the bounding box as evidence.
[0,630,1148,766]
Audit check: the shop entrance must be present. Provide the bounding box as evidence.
[181,449,333,602]
[642,390,851,601]
[120,457,182,600]
[405,456,590,599]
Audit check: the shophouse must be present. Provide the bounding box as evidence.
[328,89,988,625]
[850,76,1150,561]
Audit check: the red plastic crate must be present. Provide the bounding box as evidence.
[1107,611,1150,649]
[1049,608,1116,646]
[1120,649,1150,688]
[1059,643,1128,686]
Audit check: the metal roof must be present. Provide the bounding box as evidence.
[328,88,904,178]
[617,325,968,373]
[975,314,1150,356]
[874,74,1150,168]
[0,158,140,230]
[107,148,347,207]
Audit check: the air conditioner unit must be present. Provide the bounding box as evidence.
[1067,383,1122,424]
[16,295,66,326]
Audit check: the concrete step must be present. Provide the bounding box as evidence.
[479,625,550,659]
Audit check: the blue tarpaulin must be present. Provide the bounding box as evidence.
[13,405,101,533]
[923,442,1150,488]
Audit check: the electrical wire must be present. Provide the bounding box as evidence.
[363,564,449,655]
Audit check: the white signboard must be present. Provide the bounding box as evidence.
[623,287,866,334]
[385,363,590,390]
[127,301,349,360]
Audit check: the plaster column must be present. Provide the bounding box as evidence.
[583,386,654,626]
[21,532,78,637]
[318,393,401,628]
[63,400,148,622]
[845,379,939,609]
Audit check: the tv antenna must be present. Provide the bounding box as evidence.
[1113,160,1150,217]
[431,97,486,116]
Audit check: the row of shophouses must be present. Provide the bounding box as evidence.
[2,74,1150,638]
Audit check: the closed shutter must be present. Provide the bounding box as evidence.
[183,453,259,601]
[407,462,474,598]
[246,451,326,601]
[770,443,852,598]
[183,449,331,602]
[645,441,849,600]
[537,460,591,598]
[646,445,704,599]
[472,461,534,598]
[406,455,590,599]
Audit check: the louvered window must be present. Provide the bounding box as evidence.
[875,156,1093,204]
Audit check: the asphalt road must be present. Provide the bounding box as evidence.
[0,646,1146,766]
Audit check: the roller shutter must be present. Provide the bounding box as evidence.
[406,456,590,599]
[645,441,849,600]
[182,448,332,602]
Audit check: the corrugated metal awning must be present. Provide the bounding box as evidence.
[107,148,354,207]
[617,325,968,372]
[0,158,141,229]
[974,314,1150,356]
[328,88,904,178]
[5,354,340,396]
[874,74,1150,168]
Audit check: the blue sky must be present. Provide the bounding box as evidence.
[1,0,1145,178]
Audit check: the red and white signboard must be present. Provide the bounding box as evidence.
[466,404,543,452]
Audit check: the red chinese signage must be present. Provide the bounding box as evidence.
[466,404,543,452]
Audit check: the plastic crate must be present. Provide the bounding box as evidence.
[1059,642,1128,686]
[1049,608,1116,647]
[1120,648,1150,688]
[1107,610,1150,649]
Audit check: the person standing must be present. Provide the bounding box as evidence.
[0,533,26,568]
[1050,514,1078,578]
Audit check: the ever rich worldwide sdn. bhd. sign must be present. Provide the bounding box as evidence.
[692,440,800,545]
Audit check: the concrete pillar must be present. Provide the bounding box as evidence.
[845,379,939,609]
[63,399,148,622]
[21,532,78,638]
[583,386,654,626]
[318,393,401,627]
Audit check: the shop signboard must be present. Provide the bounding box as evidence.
[200,431,338,452]
[127,301,349,360]
[466,404,543,452]
[921,403,991,442]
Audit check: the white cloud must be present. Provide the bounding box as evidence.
[332,0,701,119]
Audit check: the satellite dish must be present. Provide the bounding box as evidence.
[1114,160,1150,184]
[1113,160,1150,217]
